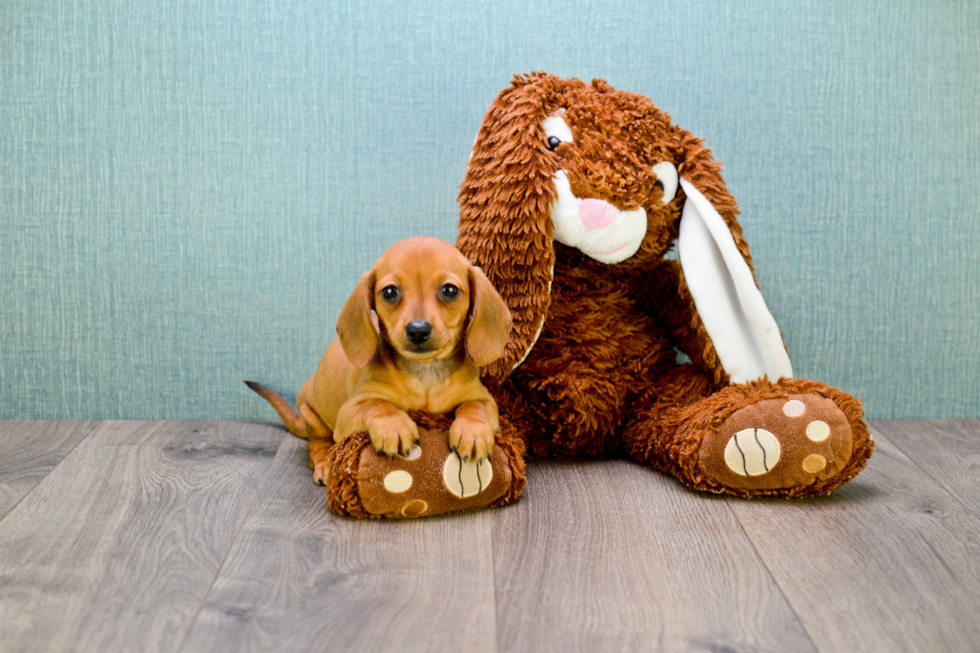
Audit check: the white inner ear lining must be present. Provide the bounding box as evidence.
[652,161,678,205]
[677,177,793,383]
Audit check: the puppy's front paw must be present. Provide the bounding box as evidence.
[313,460,330,486]
[367,412,419,458]
[449,417,495,463]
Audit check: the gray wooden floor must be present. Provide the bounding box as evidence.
[1,420,978,652]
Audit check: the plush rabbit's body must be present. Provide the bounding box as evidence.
[503,251,671,457]
[457,73,874,497]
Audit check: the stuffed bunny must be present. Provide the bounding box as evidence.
[455,72,873,497]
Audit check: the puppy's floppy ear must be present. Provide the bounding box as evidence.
[457,72,583,382]
[465,266,513,367]
[336,271,379,368]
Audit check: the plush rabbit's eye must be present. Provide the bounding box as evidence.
[542,114,574,153]
[651,161,679,205]
[381,286,400,302]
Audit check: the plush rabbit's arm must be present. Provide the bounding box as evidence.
[640,259,729,387]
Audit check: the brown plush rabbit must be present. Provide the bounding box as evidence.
[455,73,873,497]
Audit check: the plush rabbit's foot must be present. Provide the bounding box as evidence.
[354,429,509,518]
[324,413,526,518]
[699,394,854,492]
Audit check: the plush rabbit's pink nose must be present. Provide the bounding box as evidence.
[579,199,618,231]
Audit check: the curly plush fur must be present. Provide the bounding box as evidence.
[456,73,873,497]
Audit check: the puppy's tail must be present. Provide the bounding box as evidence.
[244,380,307,439]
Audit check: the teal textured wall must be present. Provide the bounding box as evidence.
[1,0,978,420]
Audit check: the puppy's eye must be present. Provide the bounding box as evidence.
[381,286,400,302]
[546,136,562,152]
[439,284,459,300]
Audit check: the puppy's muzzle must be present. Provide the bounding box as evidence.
[405,321,432,345]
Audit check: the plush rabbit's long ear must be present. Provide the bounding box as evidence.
[677,178,793,383]
[457,73,569,383]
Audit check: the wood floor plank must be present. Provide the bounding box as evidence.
[727,425,980,652]
[0,421,281,653]
[181,434,497,653]
[0,420,101,520]
[6,419,976,652]
[875,419,980,519]
[491,459,816,653]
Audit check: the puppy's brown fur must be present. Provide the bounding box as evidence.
[247,236,511,485]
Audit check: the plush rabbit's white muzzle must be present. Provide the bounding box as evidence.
[550,171,648,264]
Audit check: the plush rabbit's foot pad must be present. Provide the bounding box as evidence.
[325,416,525,518]
[357,427,511,518]
[699,394,853,491]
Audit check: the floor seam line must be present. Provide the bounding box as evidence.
[724,497,823,653]
[0,419,102,528]
[869,421,980,522]
[490,510,502,653]
[176,429,290,653]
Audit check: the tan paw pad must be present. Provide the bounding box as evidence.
[399,444,422,460]
[802,454,827,473]
[782,399,806,417]
[724,429,781,476]
[443,452,493,499]
[383,470,413,493]
[806,420,830,442]
[400,499,428,518]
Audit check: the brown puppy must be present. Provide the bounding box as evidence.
[247,236,512,485]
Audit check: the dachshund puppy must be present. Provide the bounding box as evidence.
[246,236,512,485]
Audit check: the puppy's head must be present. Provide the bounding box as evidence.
[337,236,511,367]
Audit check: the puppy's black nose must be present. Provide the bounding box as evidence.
[405,321,432,344]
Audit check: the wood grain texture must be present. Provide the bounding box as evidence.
[0,420,100,519]
[182,434,498,653]
[0,421,280,653]
[491,459,815,653]
[3,420,980,652]
[727,425,980,652]
[875,419,980,520]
